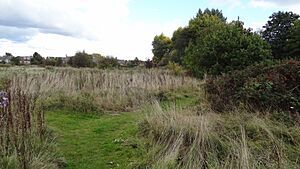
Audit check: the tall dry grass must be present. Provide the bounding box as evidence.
[0,81,64,169]
[8,67,199,112]
[139,101,300,169]
[0,67,199,168]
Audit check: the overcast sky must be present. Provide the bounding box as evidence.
[0,0,299,60]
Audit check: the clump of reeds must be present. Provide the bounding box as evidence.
[0,81,63,169]
[138,101,300,169]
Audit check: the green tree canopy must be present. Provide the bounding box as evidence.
[10,56,20,65]
[152,33,172,66]
[285,19,300,59]
[170,27,194,64]
[262,11,299,59]
[169,8,226,65]
[31,52,44,65]
[94,54,119,69]
[196,8,227,22]
[184,16,271,77]
[69,51,94,68]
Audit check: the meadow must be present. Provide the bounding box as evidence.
[0,66,199,168]
[0,66,299,169]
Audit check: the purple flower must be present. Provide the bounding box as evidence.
[0,91,9,108]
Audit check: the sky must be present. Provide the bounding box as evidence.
[0,0,299,60]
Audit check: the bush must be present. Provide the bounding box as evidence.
[166,61,184,75]
[145,59,154,69]
[68,51,94,68]
[205,60,300,113]
[96,56,119,69]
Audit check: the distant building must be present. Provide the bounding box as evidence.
[62,56,71,65]
[117,59,127,66]
[0,54,13,64]
[18,56,32,65]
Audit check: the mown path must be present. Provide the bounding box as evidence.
[46,111,144,169]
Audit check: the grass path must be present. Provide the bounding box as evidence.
[46,111,144,169]
[46,90,199,169]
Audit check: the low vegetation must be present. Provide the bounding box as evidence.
[205,60,300,113]
[138,96,300,169]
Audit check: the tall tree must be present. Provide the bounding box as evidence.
[170,27,194,64]
[70,51,94,68]
[5,53,13,57]
[285,19,300,59]
[31,52,44,65]
[262,11,299,59]
[10,56,20,65]
[184,16,271,77]
[169,8,226,66]
[196,8,227,22]
[152,33,172,66]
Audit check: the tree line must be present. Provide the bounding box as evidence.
[4,51,150,69]
[152,8,300,77]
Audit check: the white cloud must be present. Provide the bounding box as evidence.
[0,0,180,60]
[0,0,130,39]
[250,0,300,14]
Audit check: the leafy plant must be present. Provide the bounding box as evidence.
[205,60,300,113]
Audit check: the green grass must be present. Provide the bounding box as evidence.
[45,89,200,169]
[46,111,145,169]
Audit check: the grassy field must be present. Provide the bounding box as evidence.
[1,66,300,169]
[0,67,199,169]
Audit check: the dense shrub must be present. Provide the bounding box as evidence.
[184,18,271,77]
[205,61,300,113]
[68,51,94,68]
[96,56,119,69]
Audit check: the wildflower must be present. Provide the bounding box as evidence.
[0,91,9,108]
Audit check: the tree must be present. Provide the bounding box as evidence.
[262,11,299,59]
[145,59,153,68]
[152,33,172,66]
[10,57,21,65]
[170,27,194,64]
[184,16,271,77]
[127,57,140,67]
[168,8,226,66]
[31,52,44,65]
[196,8,227,22]
[95,54,119,69]
[44,57,57,66]
[133,57,140,66]
[56,57,63,66]
[285,19,300,59]
[5,53,12,57]
[69,51,94,68]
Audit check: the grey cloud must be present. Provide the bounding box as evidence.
[0,25,38,41]
[0,1,84,41]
